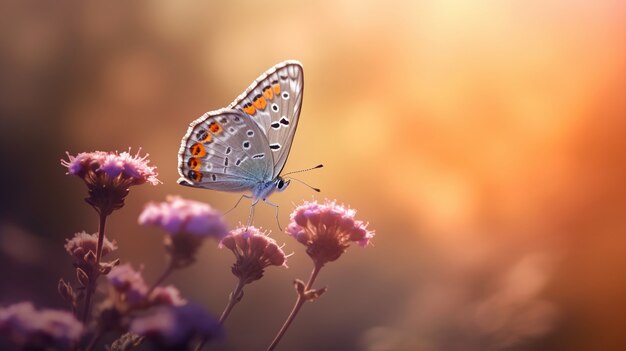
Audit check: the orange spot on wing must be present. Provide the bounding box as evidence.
[188,157,201,170]
[209,122,222,134]
[263,86,273,100]
[243,103,256,115]
[272,84,281,94]
[188,170,203,182]
[253,96,267,110]
[199,131,212,143]
[190,143,207,157]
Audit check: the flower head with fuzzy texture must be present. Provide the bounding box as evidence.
[106,264,185,310]
[130,303,221,349]
[61,149,159,215]
[286,200,374,267]
[0,302,84,350]
[220,226,287,284]
[65,231,117,273]
[139,196,228,268]
[107,264,149,308]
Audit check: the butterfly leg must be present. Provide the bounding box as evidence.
[225,194,253,215]
[263,199,282,231]
[247,199,259,228]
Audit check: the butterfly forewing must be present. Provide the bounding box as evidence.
[228,61,304,176]
[177,109,273,191]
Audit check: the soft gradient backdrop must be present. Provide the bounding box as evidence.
[1,1,625,350]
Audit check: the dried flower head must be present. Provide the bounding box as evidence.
[108,332,144,351]
[139,196,228,268]
[0,302,84,350]
[286,200,374,267]
[220,226,287,284]
[130,303,221,349]
[64,231,117,272]
[61,149,159,215]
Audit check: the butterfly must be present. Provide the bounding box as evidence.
[177,60,316,226]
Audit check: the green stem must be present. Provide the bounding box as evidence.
[266,263,323,351]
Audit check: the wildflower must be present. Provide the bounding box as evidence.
[0,302,84,350]
[64,231,118,272]
[130,303,221,349]
[267,200,375,351]
[139,196,228,268]
[106,264,185,310]
[286,200,374,267]
[151,285,187,306]
[61,149,159,215]
[96,265,186,337]
[107,264,150,308]
[221,226,287,284]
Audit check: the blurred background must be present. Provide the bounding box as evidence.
[1,0,625,350]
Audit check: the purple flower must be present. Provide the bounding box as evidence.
[0,302,84,350]
[106,265,186,311]
[220,226,287,284]
[286,200,374,266]
[107,264,149,308]
[64,231,117,271]
[151,285,187,307]
[139,196,227,238]
[61,149,159,215]
[130,303,221,349]
[139,196,228,268]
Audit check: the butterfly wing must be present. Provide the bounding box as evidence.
[228,60,304,177]
[177,109,274,191]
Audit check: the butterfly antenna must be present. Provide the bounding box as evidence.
[282,164,323,176]
[286,176,321,192]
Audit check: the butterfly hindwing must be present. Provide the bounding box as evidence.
[177,109,273,191]
[228,60,304,177]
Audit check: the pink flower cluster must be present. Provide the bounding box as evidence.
[130,303,221,349]
[61,149,159,215]
[287,200,374,266]
[0,302,84,350]
[107,264,184,309]
[139,196,228,239]
[220,226,287,284]
[62,149,159,186]
[64,231,118,272]
[139,196,229,268]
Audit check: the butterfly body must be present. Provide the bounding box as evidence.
[177,61,303,220]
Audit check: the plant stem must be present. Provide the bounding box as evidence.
[266,263,323,351]
[194,279,246,351]
[82,212,107,323]
[146,260,175,297]
[219,279,245,324]
[84,330,102,351]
